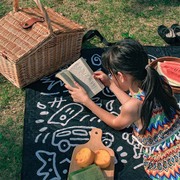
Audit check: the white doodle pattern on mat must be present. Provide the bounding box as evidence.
[91,54,102,66]
[51,126,114,152]
[147,54,157,61]
[36,97,84,126]
[41,74,63,91]
[35,96,118,144]
[48,97,66,109]
[35,126,143,179]
[34,96,104,144]
[35,100,144,178]
[122,132,143,159]
[35,126,115,179]
[102,87,115,97]
[117,146,128,163]
[48,103,83,126]
[36,151,61,180]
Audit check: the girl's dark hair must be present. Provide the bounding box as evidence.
[102,38,179,134]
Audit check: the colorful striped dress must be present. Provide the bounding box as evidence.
[132,90,180,180]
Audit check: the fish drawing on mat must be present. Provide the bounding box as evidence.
[35,127,115,180]
[36,150,62,180]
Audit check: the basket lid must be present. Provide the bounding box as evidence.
[0,8,85,63]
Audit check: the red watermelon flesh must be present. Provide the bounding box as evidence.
[157,62,180,87]
[163,61,180,66]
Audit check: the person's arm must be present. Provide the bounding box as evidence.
[109,81,131,105]
[83,96,138,130]
[93,71,131,104]
[65,82,139,130]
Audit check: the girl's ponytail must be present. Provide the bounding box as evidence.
[101,38,179,135]
[140,66,179,134]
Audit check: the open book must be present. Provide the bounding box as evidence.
[55,57,105,98]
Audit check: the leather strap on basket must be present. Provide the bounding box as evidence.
[21,17,44,29]
[13,0,53,35]
[82,30,115,47]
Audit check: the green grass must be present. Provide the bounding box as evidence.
[0,0,179,179]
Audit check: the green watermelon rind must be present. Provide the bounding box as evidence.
[157,62,180,87]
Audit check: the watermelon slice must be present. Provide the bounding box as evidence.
[163,61,180,66]
[157,61,180,87]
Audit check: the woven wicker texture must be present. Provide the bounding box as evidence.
[0,0,85,87]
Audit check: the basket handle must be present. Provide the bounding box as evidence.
[13,0,53,35]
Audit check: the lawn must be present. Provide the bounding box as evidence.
[0,0,179,179]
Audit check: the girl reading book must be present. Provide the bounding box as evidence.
[65,38,180,179]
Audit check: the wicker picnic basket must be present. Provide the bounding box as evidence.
[0,0,85,88]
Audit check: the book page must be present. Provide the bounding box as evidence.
[67,57,104,98]
[55,69,76,87]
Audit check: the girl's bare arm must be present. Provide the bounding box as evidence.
[109,81,131,105]
[65,82,139,130]
[93,71,131,105]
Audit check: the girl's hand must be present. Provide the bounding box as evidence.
[65,82,90,104]
[93,71,111,87]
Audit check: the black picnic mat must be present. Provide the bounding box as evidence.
[21,45,180,180]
